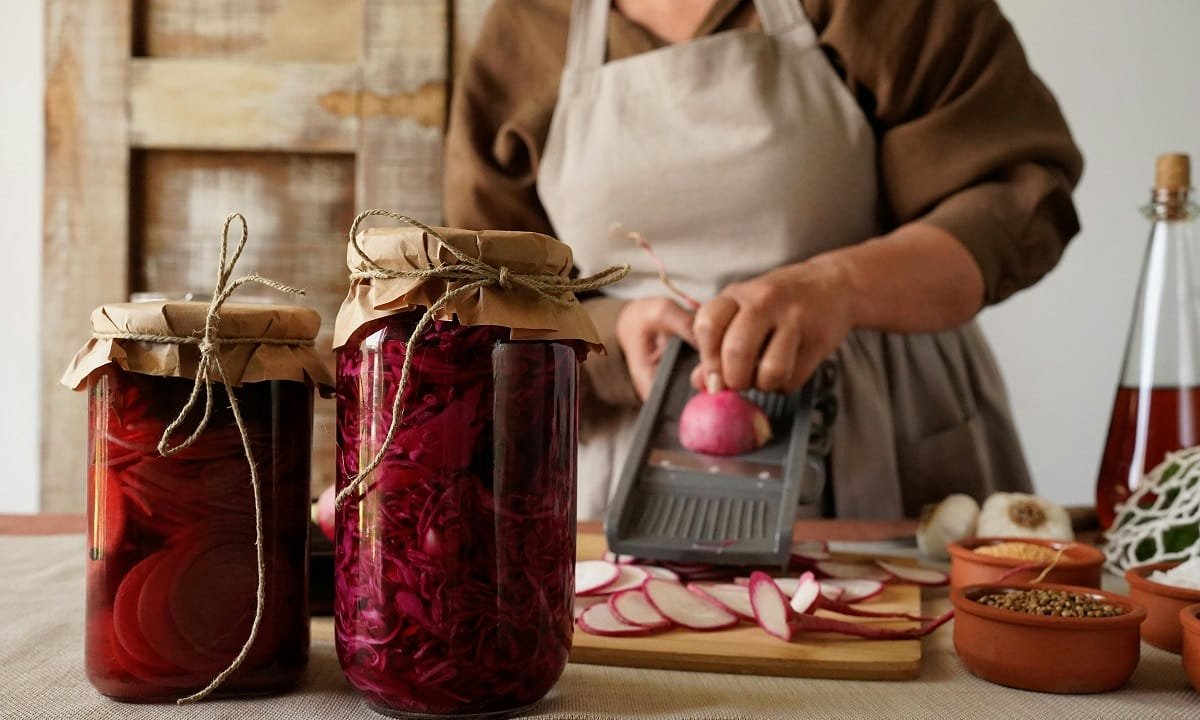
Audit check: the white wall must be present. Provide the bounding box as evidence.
[0,1,1197,513]
[0,1,44,513]
[986,0,1200,507]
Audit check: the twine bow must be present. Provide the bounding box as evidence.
[334,209,630,508]
[94,213,309,705]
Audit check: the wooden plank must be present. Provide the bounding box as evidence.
[137,0,363,62]
[451,0,495,82]
[356,0,448,220]
[131,150,356,495]
[42,0,133,513]
[570,533,923,680]
[129,58,359,152]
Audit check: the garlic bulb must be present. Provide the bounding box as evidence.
[916,494,980,560]
[976,492,1073,541]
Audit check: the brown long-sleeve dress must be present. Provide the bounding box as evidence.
[443,0,1084,518]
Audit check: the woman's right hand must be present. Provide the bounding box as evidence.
[616,297,696,401]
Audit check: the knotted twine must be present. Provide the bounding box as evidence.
[334,209,630,508]
[92,213,313,705]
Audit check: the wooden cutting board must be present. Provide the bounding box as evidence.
[570,531,923,680]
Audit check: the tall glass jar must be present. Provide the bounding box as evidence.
[335,315,577,717]
[332,218,615,718]
[64,300,333,701]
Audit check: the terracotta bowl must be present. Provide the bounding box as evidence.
[1180,604,1200,692]
[947,537,1104,590]
[951,582,1145,693]
[1125,562,1200,653]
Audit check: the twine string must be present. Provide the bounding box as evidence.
[334,209,630,508]
[92,213,307,705]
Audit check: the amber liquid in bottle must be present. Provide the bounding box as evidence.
[1096,153,1200,528]
[1096,386,1200,528]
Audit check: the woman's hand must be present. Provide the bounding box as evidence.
[616,297,696,401]
[691,257,854,394]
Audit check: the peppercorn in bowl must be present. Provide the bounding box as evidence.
[950,582,1146,693]
[947,537,1104,590]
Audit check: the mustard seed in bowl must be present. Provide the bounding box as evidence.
[973,541,1060,563]
[975,588,1127,618]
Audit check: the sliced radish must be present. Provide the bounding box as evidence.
[816,598,936,623]
[577,603,663,637]
[576,560,621,595]
[820,578,885,603]
[689,583,755,621]
[602,564,651,594]
[815,560,891,582]
[874,559,948,587]
[790,540,832,563]
[788,571,822,615]
[819,584,846,603]
[609,589,672,629]
[640,565,681,582]
[573,595,606,619]
[642,579,738,631]
[602,551,637,565]
[789,609,954,640]
[748,572,794,641]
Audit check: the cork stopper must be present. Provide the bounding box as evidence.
[1156,153,1191,191]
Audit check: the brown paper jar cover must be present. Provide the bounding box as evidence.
[61,300,334,392]
[333,225,605,351]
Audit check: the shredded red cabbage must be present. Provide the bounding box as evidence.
[85,368,312,700]
[335,316,577,716]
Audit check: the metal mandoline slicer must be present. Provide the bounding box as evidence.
[604,335,832,568]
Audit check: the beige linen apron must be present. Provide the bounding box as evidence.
[538,0,1033,520]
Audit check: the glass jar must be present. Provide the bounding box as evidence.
[84,366,314,700]
[334,313,577,718]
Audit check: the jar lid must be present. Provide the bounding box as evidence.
[61,300,334,392]
[333,224,610,351]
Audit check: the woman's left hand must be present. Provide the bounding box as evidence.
[690,256,854,394]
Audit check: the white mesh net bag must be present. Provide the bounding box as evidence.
[1105,446,1200,571]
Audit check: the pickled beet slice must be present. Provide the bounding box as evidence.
[112,554,179,673]
[163,543,259,659]
[136,546,226,673]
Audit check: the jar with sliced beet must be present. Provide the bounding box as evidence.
[63,299,333,701]
[332,216,623,717]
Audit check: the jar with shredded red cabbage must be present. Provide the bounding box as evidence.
[63,298,333,701]
[332,217,622,717]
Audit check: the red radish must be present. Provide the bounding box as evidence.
[573,595,606,619]
[735,575,802,595]
[599,564,651,594]
[874,559,948,586]
[788,572,822,615]
[609,589,672,629]
[642,579,739,631]
[640,566,681,582]
[748,572,795,641]
[815,560,891,582]
[750,572,954,642]
[576,560,621,595]
[820,578,885,603]
[819,584,846,603]
[577,603,663,637]
[313,484,335,541]
[678,390,771,456]
[689,583,755,621]
[815,598,937,623]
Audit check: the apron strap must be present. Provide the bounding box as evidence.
[567,0,610,72]
[753,0,816,37]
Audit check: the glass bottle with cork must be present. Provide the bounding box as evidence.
[1096,153,1200,528]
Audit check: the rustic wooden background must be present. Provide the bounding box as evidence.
[43,0,495,512]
